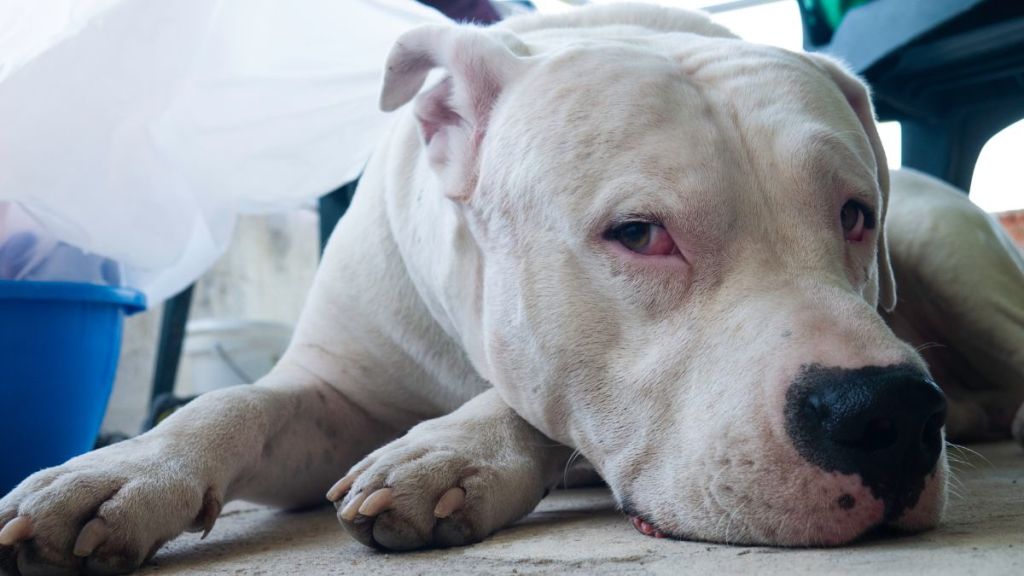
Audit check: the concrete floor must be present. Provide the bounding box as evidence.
[140,442,1023,576]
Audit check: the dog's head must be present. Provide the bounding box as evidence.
[380,5,946,546]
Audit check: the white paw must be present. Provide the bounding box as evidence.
[0,440,219,575]
[327,420,551,550]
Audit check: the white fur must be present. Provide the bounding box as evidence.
[2,4,1022,573]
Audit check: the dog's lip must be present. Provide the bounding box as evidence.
[629,513,883,546]
[630,515,671,539]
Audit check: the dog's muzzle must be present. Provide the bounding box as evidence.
[785,364,947,520]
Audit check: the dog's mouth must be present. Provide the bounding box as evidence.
[628,513,886,545]
[628,513,912,547]
[629,515,670,539]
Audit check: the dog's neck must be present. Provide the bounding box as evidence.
[379,114,495,383]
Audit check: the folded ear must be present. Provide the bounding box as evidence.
[808,54,896,312]
[380,24,528,201]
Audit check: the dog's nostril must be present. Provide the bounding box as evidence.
[858,417,898,451]
[923,409,945,441]
[920,406,946,454]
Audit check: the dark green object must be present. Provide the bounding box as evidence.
[319,180,359,255]
[799,0,1024,191]
[814,0,871,29]
[151,283,194,417]
[800,0,872,46]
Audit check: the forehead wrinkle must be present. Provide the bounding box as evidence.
[794,131,880,206]
[582,175,680,230]
[487,44,722,227]
[697,55,879,258]
[719,126,857,279]
[578,109,733,256]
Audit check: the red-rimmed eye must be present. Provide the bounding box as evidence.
[840,200,874,243]
[607,222,679,256]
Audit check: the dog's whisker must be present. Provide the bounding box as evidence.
[944,479,966,502]
[801,515,812,549]
[945,454,971,470]
[722,499,749,545]
[945,472,966,491]
[560,448,583,488]
[708,466,742,541]
[914,341,946,353]
[713,506,728,539]
[943,444,965,460]
[945,461,966,482]
[946,442,994,469]
[771,511,790,548]
[944,442,975,467]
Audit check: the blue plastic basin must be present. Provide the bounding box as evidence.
[0,280,145,496]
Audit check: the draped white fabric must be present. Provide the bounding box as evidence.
[0,0,443,304]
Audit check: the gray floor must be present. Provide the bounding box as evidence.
[140,442,1023,576]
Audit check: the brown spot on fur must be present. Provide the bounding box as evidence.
[838,494,855,510]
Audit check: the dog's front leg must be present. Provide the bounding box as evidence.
[329,388,573,550]
[0,362,395,575]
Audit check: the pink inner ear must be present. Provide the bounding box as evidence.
[415,78,463,145]
[450,44,504,124]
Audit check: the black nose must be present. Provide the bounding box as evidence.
[785,364,947,519]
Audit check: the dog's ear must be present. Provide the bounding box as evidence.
[380,24,528,201]
[808,54,896,312]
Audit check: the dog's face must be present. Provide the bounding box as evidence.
[382,16,947,546]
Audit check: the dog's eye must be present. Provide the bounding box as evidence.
[607,222,679,256]
[840,200,875,243]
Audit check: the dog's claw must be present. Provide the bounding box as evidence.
[327,473,356,502]
[630,515,668,539]
[0,516,33,546]
[199,488,222,539]
[434,487,466,518]
[358,488,394,517]
[340,491,370,521]
[73,517,108,557]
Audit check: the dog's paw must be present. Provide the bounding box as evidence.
[327,419,550,551]
[0,439,220,575]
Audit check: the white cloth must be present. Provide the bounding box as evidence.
[0,0,444,304]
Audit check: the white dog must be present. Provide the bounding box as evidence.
[2,4,1022,574]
